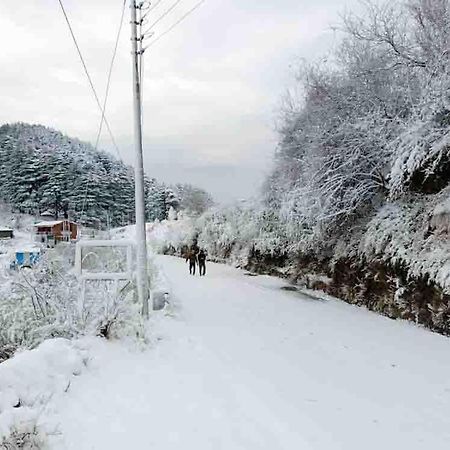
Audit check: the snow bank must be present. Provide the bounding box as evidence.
[0,338,89,444]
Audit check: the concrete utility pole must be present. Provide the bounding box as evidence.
[130,0,149,318]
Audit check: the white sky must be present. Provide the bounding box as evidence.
[0,0,362,202]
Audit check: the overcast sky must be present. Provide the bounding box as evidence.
[0,0,362,203]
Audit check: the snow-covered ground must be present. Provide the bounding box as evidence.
[38,255,450,449]
[0,338,90,445]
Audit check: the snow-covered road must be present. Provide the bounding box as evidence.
[48,256,450,449]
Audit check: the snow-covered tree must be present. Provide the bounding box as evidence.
[174,183,214,216]
[262,0,450,252]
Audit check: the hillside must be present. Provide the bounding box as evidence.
[251,0,450,333]
[0,123,212,228]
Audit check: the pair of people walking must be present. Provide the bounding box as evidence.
[185,247,207,276]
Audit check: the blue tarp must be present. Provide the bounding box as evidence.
[15,250,40,267]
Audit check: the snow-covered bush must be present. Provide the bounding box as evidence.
[0,243,151,362]
[174,183,214,217]
[0,255,79,362]
[144,201,288,270]
[0,413,46,449]
[196,201,298,265]
[146,217,197,254]
[78,280,141,340]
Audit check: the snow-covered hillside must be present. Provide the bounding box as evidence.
[0,123,210,228]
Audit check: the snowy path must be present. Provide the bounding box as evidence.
[47,256,450,449]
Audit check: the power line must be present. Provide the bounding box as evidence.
[57,0,121,159]
[94,0,127,152]
[84,0,128,227]
[142,0,185,36]
[57,0,126,223]
[144,0,206,50]
[148,0,164,13]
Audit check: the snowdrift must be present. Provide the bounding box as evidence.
[0,338,89,446]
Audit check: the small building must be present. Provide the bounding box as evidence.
[34,220,78,245]
[13,248,41,269]
[0,227,14,239]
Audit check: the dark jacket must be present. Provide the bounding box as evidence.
[186,251,197,264]
[198,251,206,263]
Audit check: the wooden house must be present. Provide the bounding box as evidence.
[34,220,78,244]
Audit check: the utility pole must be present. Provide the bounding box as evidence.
[130,0,149,318]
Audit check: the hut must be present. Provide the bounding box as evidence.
[13,248,41,269]
[34,220,78,245]
[0,227,14,240]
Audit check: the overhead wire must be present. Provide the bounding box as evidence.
[136,0,207,181]
[94,0,127,152]
[57,0,121,159]
[141,0,184,37]
[57,0,125,223]
[82,0,129,225]
[143,0,206,51]
[148,0,164,13]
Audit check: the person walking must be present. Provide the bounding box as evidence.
[198,249,207,276]
[185,250,198,275]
